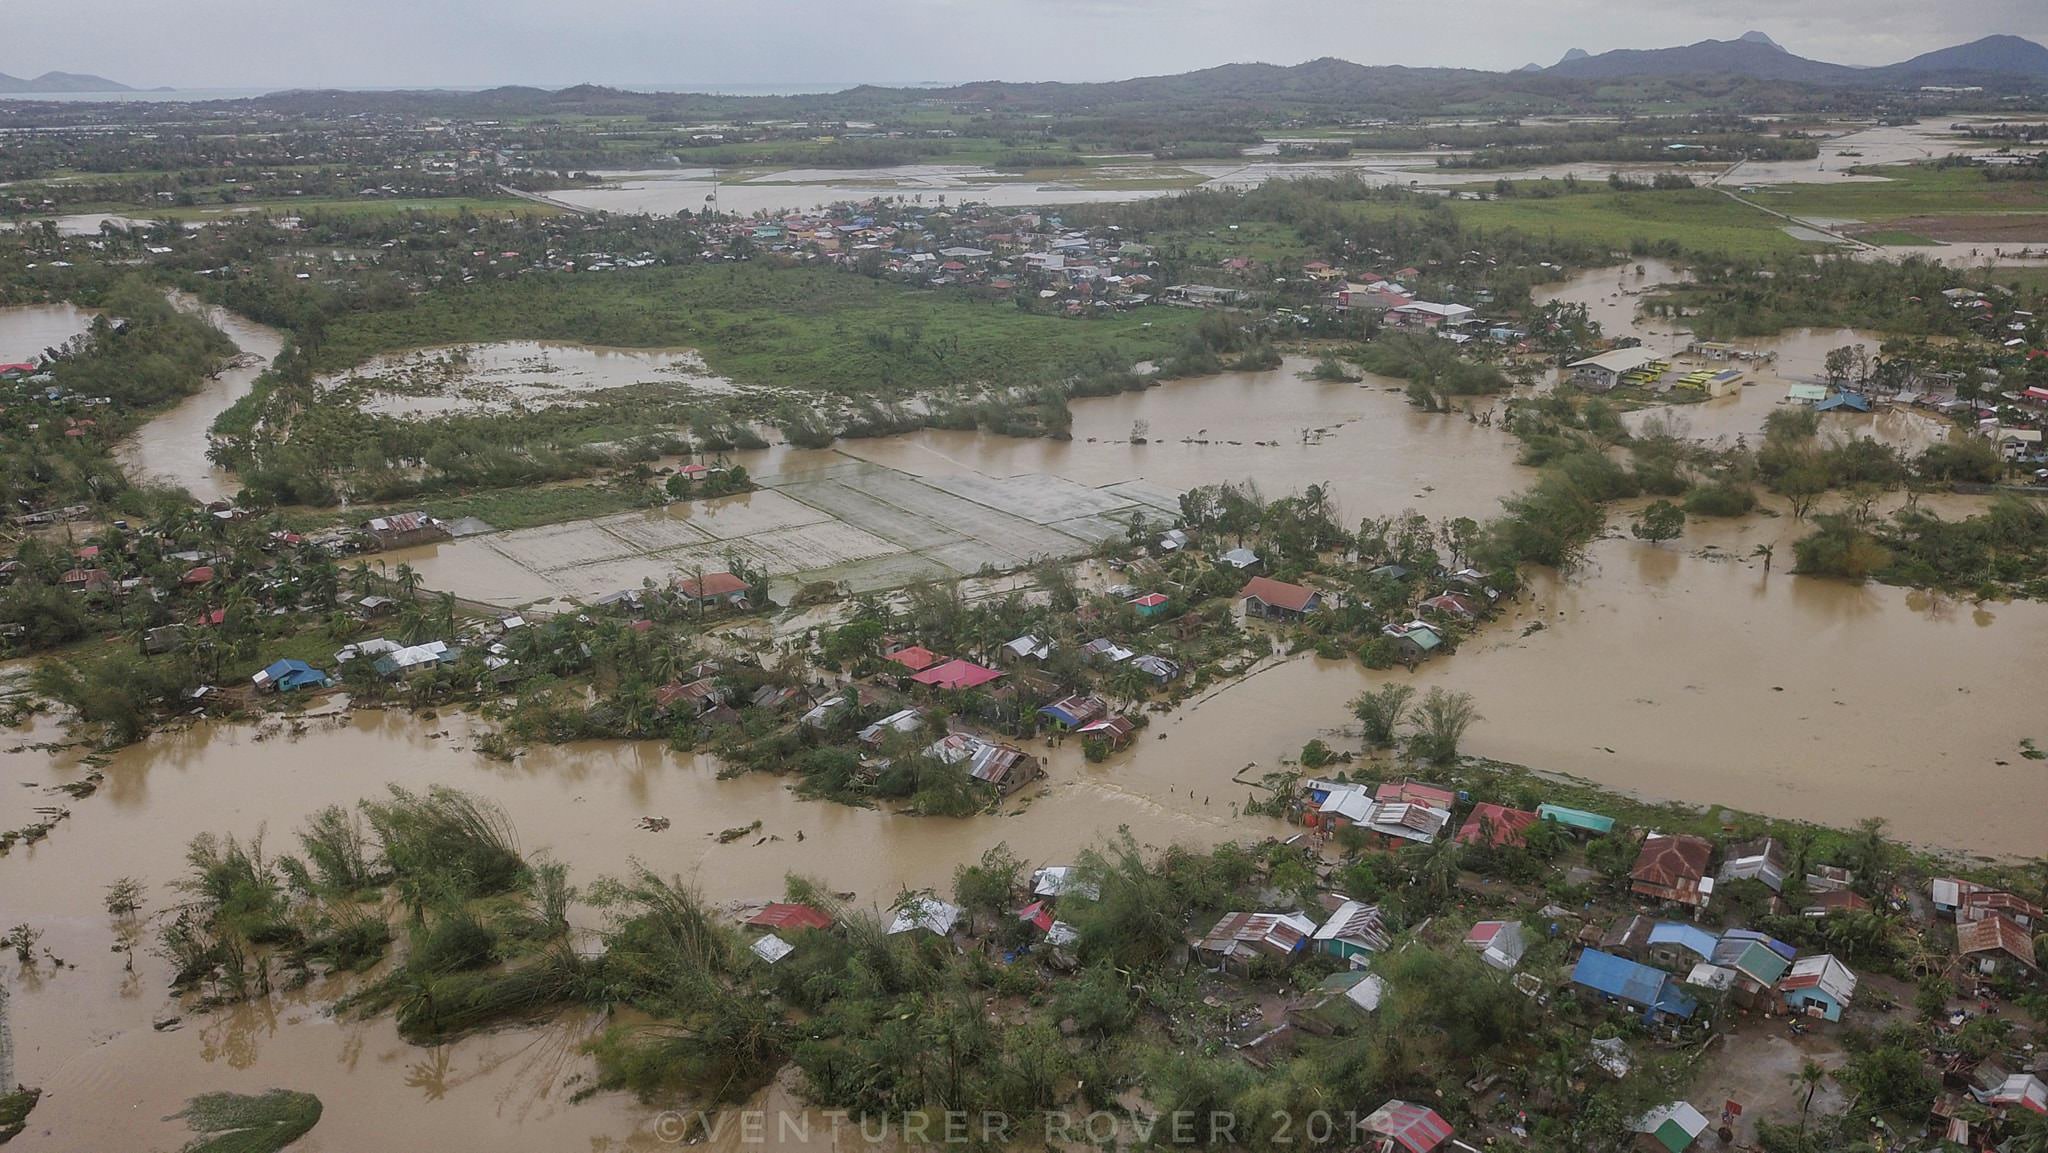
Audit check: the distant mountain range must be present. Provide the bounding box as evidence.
[0,70,137,94]
[1544,32,2048,85]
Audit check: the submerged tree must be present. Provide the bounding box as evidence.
[1350,683,1416,750]
[1407,687,1479,766]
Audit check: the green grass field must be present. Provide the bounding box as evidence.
[313,264,1202,398]
[1346,188,1826,260]
[1755,164,2048,223]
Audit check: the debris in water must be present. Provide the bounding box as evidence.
[637,816,671,832]
[715,820,763,844]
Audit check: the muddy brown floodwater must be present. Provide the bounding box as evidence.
[838,358,1531,525]
[10,261,2048,1149]
[1,706,1283,1151]
[115,295,283,503]
[0,303,96,363]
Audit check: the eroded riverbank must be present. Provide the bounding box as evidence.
[114,294,281,503]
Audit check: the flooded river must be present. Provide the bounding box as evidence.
[2,705,1273,1151]
[115,295,281,503]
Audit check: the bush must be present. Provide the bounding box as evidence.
[1684,480,1758,517]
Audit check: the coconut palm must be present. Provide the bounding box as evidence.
[1790,1058,1830,1131]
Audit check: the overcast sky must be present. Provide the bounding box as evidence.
[10,0,2048,91]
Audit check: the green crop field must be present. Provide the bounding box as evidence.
[1755,164,2048,222]
[1347,187,1828,260]
[313,264,1202,397]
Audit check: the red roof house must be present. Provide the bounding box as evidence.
[745,903,835,932]
[885,645,942,673]
[1239,576,1320,619]
[1455,803,1539,848]
[910,659,1004,691]
[181,565,216,585]
[1631,833,1714,908]
[1360,1100,1453,1153]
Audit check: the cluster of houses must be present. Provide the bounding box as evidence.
[707,200,1164,315]
[1233,563,1499,668]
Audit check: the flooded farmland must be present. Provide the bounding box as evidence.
[0,303,95,362]
[9,238,2048,1149]
[321,340,745,419]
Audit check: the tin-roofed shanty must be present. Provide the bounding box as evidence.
[1358,1100,1453,1153]
[1455,802,1538,848]
[1780,954,1857,1021]
[1196,911,1317,971]
[1958,914,2039,974]
[1631,833,1714,908]
[1571,949,1698,1021]
[744,903,834,933]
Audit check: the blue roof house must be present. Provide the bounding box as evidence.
[1572,949,1698,1022]
[254,658,330,693]
[1646,923,1721,971]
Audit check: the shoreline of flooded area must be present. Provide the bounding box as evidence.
[115,294,282,503]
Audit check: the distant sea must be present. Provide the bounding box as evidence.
[4,81,949,103]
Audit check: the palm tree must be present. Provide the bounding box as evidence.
[1790,1058,1829,1131]
[1750,542,1775,574]
[394,563,421,601]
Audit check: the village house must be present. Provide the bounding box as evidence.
[1802,889,1871,918]
[886,896,963,937]
[362,511,451,551]
[1454,802,1538,848]
[1464,920,1528,970]
[1631,1103,1711,1153]
[1596,913,1657,962]
[674,571,750,610]
[910,659,1004,692]
[1076,713,1137,750]
[1358,1100,1453,1153]
[1312,898,1392,963]
[1717,837,1789,893]
[924,731,1041,795]
[252,658,330,693]
[1630,833,1714,909]
[744,903,834,934]
[884,644,943,674]
[858,707,923,746]
[1381,620,1444,663]
[1960,889,2041,929]
[1958,914,2038,976]
[1218,547,1261,572]
[1780,954,1857,1022]
[1712,931,1795,999]
[1038,694,1107,731]
[1571,949,1699,1023]
[1568,347,1664,393]
[1238,576,1320,620]
[1287,970,1387,1033]
[1539,804,1616,836]
[1644,923,1720,972]
[1196,911,1318,973]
